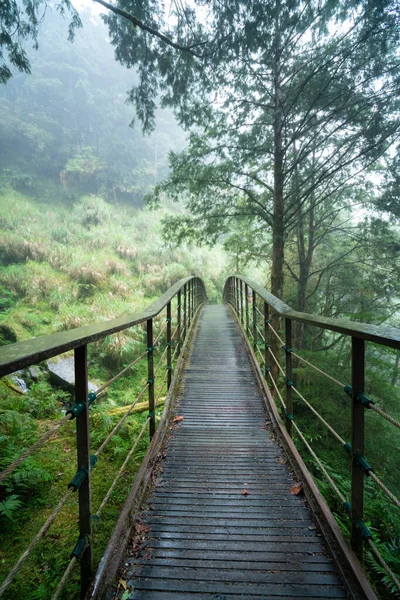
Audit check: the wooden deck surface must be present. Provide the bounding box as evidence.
[122,305,346,599]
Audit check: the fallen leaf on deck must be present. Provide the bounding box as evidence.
[242,489,249,495]
[119,579,127,590]
[290,482,303,495]
[173,416,184,423]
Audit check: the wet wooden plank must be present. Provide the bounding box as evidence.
[121,306,346,599]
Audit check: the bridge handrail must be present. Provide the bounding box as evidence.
[0,276,203,378]
[224,275,400,597]
[0,276,207,599]
[232,275,400,349]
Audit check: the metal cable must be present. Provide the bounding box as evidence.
[0,414,72,483]
[292,421,346,504]
[254,305,264,319]
[267,371,286,411]
[369,472,400,509]
[256,325,265,342]
[367,538,400,593]
[0,488,74,596]
[94,383,149,457]
[369,404,400,430]
[267,322,285,346]
[95,418,149,518]
[291,385,346,446]
[155,368,169,408]
[267,347,286,378]
[50,556,77,600]
[153,319,168,347]
[153,344,169,378]
[255,345,265,363]
[95,350,148,397]
[291,351,345,388]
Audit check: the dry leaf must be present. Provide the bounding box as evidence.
[290,482,303,495]
[242,489,249,495]
[173,416,184,423]
[119,579,127,590]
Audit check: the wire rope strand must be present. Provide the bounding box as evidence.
[255,345,265,363]
[94,383,149,457]
[367,538,400,593]
[291,351,345,388]
[95,418,149,518]
[267,322,285,346]
[369,404,400,430]
[155,367,169,408]
[0,488,74,596]
[291,385,346,446]
[267,371,286,411]
[256,325,265,342]
[95,350,148,397]
[50,557,77,600]
[153,344,169,378]
[369,472,400,508]
[267,347,286,378]
[292,421,346,504]
[0,414,73,483]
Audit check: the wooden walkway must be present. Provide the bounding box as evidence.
[123,305,346,599]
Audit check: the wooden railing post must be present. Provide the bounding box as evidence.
[264,302,270,379]
[245,283,250,337]
[285,318,293,437]
[177,290,181,357]
[147,319,155,438]
[351,337,365,559]
[74,345,93,599]
[252,290,257,351]
[167,302,172,389]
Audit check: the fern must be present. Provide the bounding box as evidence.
[0,494,23,519]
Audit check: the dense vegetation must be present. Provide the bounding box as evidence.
[0,0,399,598]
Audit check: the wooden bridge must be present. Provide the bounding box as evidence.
[0,276,399,600]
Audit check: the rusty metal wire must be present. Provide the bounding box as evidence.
[95,417,150,518]
[50,556,77,600]
[255,345,265,363]
[292,421,346,504]
[369,472,400,509]
[291,385,346,446]
[0,414,73,483]
[153,344,169,378]
[367,538,400,593]
[94,383,149,457]
[0,488,74,596]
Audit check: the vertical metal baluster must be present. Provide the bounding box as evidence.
[245,283,250,337]
[252,290,257,351]
[264,302,270,379]
[234,278,238,313]
[188,280,191,330]
[240,280,244,326]
[147,319,155,438]
[74,345,92,599]
[285,318,293,437]
[183,283,187,342]
[351,337,365,558]
[167,302,172,389]
[177,290,182,358]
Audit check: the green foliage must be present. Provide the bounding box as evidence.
[0,495,23,520]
